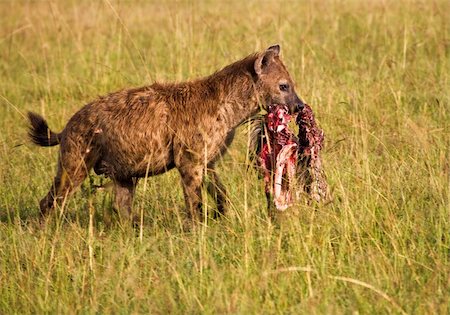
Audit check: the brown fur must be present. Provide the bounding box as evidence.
[28,45,304,227]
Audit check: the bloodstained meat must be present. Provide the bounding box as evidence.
[252,103,328,211]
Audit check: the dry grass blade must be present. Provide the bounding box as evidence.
[329,276,408,315]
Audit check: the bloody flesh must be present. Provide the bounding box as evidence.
[257,105,298,210]
[296,104,328,202]
[255,104,327,210]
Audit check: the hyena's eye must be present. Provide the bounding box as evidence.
[279,83,289,92]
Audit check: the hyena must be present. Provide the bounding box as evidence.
[28,44,304,226]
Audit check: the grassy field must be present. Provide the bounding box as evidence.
[0,0,449,313]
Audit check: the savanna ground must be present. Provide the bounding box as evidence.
[0,0,449,314]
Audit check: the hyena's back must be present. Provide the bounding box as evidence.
[59,85,175,180]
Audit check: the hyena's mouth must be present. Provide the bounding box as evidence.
[254,103,327,211]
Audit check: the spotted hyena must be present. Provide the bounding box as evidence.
[28,44,304,227]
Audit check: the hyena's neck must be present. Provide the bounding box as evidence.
[218,75,259,128]
[206,54,261,128]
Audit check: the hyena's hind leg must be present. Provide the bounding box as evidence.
[40,150,95,218]
[112,178,138,224]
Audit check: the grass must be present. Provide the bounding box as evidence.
[0,0,449,313]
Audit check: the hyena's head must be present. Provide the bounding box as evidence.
[254,45,304,114]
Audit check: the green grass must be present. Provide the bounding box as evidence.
[0,0,449,313]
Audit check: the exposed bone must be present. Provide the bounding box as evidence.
[273,143,297,210]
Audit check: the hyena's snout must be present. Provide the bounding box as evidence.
[287,93,305,115]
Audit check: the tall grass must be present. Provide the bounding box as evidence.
[0,0,448,313]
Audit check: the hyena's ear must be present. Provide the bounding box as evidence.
[255,44,281,75]
[267,44,280,55]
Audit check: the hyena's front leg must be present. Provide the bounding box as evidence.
[178,164,204,227]
[206,165,229,218]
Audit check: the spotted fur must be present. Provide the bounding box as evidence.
[28,45,304,227]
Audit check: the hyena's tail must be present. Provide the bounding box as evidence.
[27,112,61,147]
